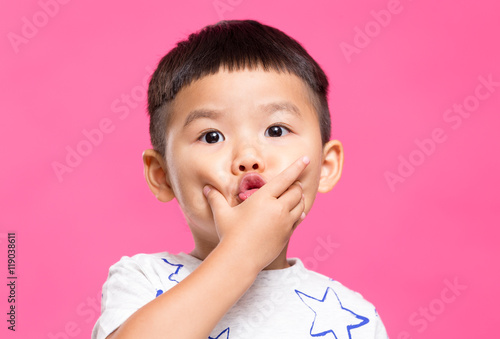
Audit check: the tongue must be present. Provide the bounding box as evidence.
[239,188,259,201]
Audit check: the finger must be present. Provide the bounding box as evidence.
[289,194,306,230]
[278,181,303,211]
[262,156,310,198]
[203,185,229,214]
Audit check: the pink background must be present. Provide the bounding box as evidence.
[1,0,499,338]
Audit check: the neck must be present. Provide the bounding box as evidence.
[262,245,290,270]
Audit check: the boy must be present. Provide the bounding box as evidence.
[92,20,388,339]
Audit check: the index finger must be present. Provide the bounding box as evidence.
[261,156,310,198]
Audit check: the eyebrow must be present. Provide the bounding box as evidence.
[258,101,302,118]
[183,101,302,128]
[183,109,223,128]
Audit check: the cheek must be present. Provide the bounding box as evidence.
[175,158,229,203]
[211,165,231,187]
[182,163,233,225]
[174,173,210,224]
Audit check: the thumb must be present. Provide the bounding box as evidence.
[203,185,228,214]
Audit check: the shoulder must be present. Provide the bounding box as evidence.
[109,251,195,271]
[106,251,200,286]
[296,263,376,309]
[110,251,175,266]
[288,261,388,337]
[93,252,194,339]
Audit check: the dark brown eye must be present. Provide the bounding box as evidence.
[265,125,289,137]
[201,131,224,143]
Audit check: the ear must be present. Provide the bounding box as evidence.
[318,140,344,193]
[142,149,175,202]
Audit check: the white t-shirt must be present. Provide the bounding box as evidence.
[92,252,389,339]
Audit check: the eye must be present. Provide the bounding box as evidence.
[199,130,225,144]
[265,125,290,137]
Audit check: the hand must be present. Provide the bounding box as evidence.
[203,156,310,271]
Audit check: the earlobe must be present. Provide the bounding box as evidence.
[142,149,175,202]
[318,140,344,193]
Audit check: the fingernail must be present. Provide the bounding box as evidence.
[203,186,211,197]
[297,181,303,188]
[302,156,310,164]
[301,212,306,219]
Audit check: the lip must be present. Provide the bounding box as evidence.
[237,173,266,202]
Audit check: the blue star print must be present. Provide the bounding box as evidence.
[161,258,183,283]
[296,287,369,339]
[209,327,230,339]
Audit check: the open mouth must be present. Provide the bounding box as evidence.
[238,173,266,202]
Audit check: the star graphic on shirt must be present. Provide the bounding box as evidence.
[161,258,184,283]
[295,287,369,339]
[209,327,230,339]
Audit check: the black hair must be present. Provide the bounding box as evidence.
[147,19,331,158]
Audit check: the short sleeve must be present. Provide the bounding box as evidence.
[91,256,158,339]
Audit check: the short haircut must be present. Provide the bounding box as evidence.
[147,20,331,158]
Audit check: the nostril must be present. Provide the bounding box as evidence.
[239,163,259,172]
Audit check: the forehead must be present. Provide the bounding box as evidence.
[167,67,318,126]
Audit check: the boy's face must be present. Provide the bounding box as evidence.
[144,67,343,253]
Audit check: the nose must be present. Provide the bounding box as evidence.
[231,145,265,174]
